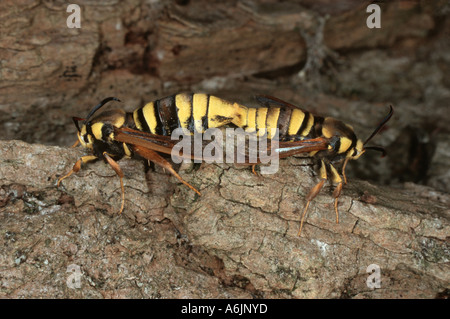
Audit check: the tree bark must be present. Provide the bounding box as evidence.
[0,140,448,298]
[0,0,449,299]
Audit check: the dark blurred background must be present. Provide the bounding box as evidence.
[0,0,449,191]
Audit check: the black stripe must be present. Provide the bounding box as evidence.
[255,109,259,132]
[101,124,113,141]
[125,112,136,129]
[202,94,210,131]
[154,99,164,136]
[167,95,179,134]
[174,95,182,130]
[187,93,195,133]
[330,136,341,154]
[137,107,150,133]
[312,116,324,138]
[276,107,292,141]
[158,95,178,135]
[155,99,166,135]
[86,123,94,138]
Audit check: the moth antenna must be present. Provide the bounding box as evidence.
[83,97,121,124]
[364,105,393,145]
[365,146,387,157]
[72,117,85,132]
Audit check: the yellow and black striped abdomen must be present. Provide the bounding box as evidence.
[132,93,251,135]
[131,93,334,143]
[270,106,317,141]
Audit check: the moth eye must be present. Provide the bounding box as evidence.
[83,135,89,143]
[352,149,357,156]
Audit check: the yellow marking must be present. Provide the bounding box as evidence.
[79,127,93,150]
[192,93,208,133]
[175,93,192,129]
[329,164,342,184]
[81,155,98,163]
[288,109,306,137]
[123,143,132,157]
[112,112,125,128]
[245,107,257,132]
[349,140,365,159]
[338,137,352,154]
[75,132,82,147]
[319,160,327,179]
[91,122,104,140]
[265,108,280,139]
[79,129,86,147]
[231,103,248,128]
[357,139,363,151]
[133,109,143,130]
[321,117,334,138]
[208,96,236,128]
[142,102,158,133]
[300,113,314,136]
[309,150,318,156]
[256,107,268,136]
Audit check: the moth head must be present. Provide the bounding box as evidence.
[73,97,122,148]
[351,105,393,160]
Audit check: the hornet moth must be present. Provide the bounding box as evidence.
[57,93,392,236]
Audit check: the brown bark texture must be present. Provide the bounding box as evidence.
[0,0,449,298]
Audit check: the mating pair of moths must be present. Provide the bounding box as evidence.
[58,93,393,236]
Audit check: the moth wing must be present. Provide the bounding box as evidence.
[114,127,220,162]
[254,95,302,110]
[276,137,330,158]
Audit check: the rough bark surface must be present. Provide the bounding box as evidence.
[0,140,448,298]
[0,0,449,298]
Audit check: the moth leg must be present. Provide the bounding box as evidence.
[329,163,343,224]
[132,146,201,196]
[57,155,98,187]
[103,152,125,215]
[70,140,80,148]
[251,164,260,176]
[70,131,83,148]
[298,160,327,236]
[341,157,350,185]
